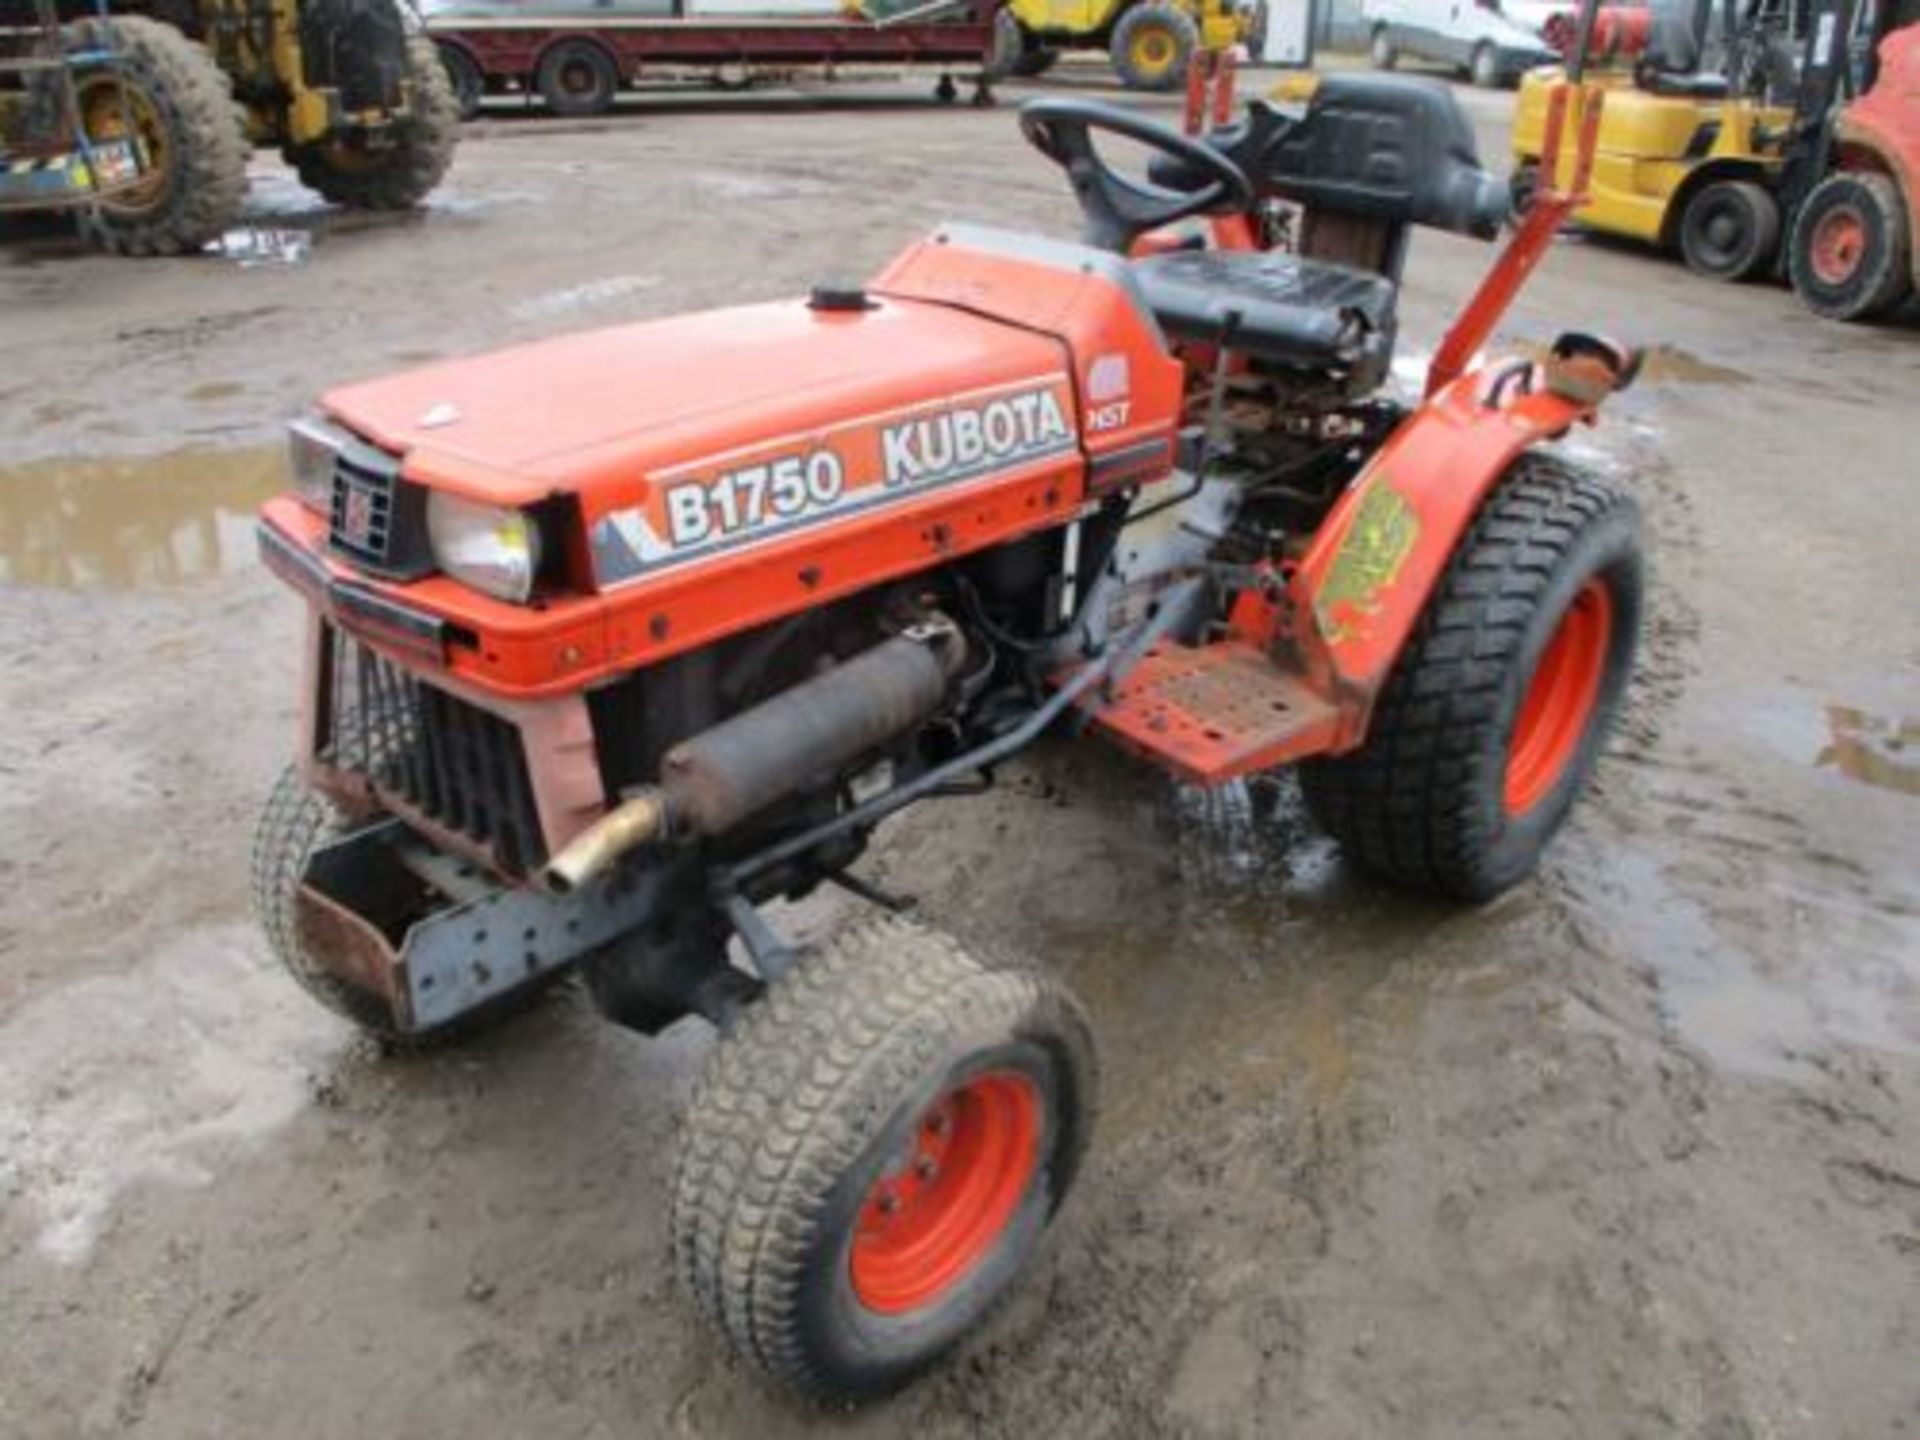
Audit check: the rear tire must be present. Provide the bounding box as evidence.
[1788,171,1912,322]
[289,37,459,209]
[1301,456,1643,901]
[672,913,1096,1400]
[1678,178,1781,281]
[536,38,619,117]
[1110,3,1198,92]
[65,16,249,256]
[1369,24,1398,70]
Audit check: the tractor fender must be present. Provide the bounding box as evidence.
[1294,359,1623,750]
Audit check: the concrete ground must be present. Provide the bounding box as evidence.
[1,63,1916,1440]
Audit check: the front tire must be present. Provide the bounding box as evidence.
[1678,178,1781,281]
[251,765,548,1044]
[1301,456,1643,900]
[1788,171,1913,322]
[1110,3,1198,91]
[289,37,458,209]
[66,16,249,256]
[672,914,1096,1400]
[251,765,406,1038]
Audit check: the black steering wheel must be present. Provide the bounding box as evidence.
[1018,98,1255,253]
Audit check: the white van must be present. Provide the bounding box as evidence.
[1360,0,1563,86]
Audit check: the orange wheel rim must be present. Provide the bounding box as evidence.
[849,1072,1040,1314]
[1810,208,1866,286]
[1504,579,1613,817]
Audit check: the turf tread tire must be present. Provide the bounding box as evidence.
[292,37,458,209]
[1300,455,1641,900]
[250,764,545,1046]
[68,16,249,256]
[251,764,403,1037]
[671,913,1095,1399]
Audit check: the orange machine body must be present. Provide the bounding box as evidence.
[259,228,1183,701]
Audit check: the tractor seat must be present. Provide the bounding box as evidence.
[1131,247,1398,376]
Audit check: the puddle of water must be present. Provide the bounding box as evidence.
[1039,775,1502,1138]
[0,925,344,1262]
[1565,842,1916,1079]
[1506,341,1751,387]
[0,445,282,591]
[206,226,312,266]
[1817,706,1918,796]
[1633,345,1752,386]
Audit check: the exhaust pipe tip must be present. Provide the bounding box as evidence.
[541,789,671,894]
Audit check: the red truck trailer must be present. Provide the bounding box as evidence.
[426,0,1003,117]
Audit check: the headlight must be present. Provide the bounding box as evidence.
[287,415,342,512]
[427,491,542,603]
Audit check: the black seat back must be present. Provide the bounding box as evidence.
[1259,76,1510,240]
[1150,75,1509,242]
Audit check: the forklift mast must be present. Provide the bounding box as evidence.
[1775,0,1899,213]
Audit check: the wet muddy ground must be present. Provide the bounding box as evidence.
[3,67,1917,1439]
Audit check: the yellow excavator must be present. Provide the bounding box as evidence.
[0,0,457,255]
[989,0,1248,91]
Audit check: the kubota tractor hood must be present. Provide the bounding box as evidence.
[320,295,1074,511]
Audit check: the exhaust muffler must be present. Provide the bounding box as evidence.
[544,618,964,893]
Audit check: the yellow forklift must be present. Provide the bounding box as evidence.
[0,0,457,255]
[1510,0,1915,304]
[988,0,1248,90]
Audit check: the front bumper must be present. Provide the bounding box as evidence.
[299,818,662,1032]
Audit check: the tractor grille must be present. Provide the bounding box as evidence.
[328,451,397,566]
[323,627,547,875]
[325,441,433,581]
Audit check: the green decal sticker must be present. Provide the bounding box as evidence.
[1315,482,1419,643]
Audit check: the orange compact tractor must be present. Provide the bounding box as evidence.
[255,7,1641,1400]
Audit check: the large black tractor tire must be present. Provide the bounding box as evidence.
[672,913,1097,1400]
[1677,178,1781,281]
[1301,456,1643,901]
[1787,171,1914,322]
[535,38,620,117]
[1110,3,1198,92]
[290,37,459,209]
[437,40,485,122]
[251,765,545,1045]
[65,16,249,256]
